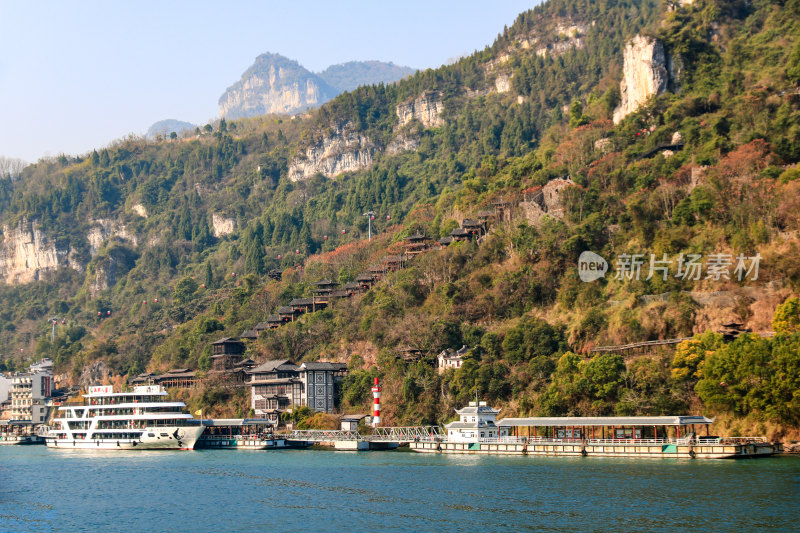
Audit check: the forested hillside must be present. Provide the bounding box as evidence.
[1,0,799,440]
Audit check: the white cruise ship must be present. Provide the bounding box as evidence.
[44,385,205,450]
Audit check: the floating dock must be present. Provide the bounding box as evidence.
[197,419,289,450]
[410,437,778,458]
[409,405,780,459]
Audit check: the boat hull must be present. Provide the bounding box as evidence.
[46,425,205,450]
[0,435,44,445]
[195,437,288,450]
[410,440,779,459]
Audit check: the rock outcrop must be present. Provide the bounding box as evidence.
[212,214,236,237]
[88,244,137,294]
[396,92,445,128]
[613,35,670,124]
[132,204,148,218]
[78,360,113,389]
[386,134,421,155]
[287,125,374,181]
[495,74,512,94]
[0,218,140,285]
[87,219,137,256]
[0,220,67,284]
[520,178,577,224]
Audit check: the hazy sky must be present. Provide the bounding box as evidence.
[0,0,539,163]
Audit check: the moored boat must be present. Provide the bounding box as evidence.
[44,385,204,450]
[195,418,287,450]
[410,402,779,459]
[0,420,44,445]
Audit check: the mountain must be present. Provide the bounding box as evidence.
[146,119,197,139]
[1,0,799,437]
[318,61,415,93]
[218,53,414,118]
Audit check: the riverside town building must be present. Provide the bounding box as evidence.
[249,360,348,424]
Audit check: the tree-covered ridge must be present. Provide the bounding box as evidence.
[1,0,799,438]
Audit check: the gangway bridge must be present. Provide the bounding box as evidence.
[282,426,443,447]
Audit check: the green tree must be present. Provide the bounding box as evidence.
[173,276,199,305]
[772,297,800,336]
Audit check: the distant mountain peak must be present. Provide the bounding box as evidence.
[219,53,414,119]
[146,119,196,139]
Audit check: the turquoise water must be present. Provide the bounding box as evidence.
[1,447,798,532]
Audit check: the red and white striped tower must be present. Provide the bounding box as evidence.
[371,377,382,426]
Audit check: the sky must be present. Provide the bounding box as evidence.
[0,0,539,163]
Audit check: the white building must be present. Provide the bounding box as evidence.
[0,372,11,404]
[10,371,53,423]
[29,358,54,374]
[437,345,469,374]
[444,401,507,442]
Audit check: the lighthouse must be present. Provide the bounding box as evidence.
[371,377,381,427]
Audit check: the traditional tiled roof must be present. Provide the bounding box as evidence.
[211,337,242,345]
[250,359,296,373]
[301,362,348,371]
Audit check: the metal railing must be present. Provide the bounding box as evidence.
[371,426,443,441]
[286,429,361,441]
[283,426,445,443]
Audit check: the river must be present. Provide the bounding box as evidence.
[1,446,798,532]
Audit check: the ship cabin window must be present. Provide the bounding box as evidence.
[148,433,155,437]
[160,433,169,437]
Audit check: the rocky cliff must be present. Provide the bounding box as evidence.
[219,53,339,119]
[219,54,415,119]
[287,125,374,181]
[0,221,66,284]
[396,92,445,128]
[0,218,139,286]
[612,35,670,124]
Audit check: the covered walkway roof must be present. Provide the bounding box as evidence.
[201,418,274,426]
[496,415,714,427]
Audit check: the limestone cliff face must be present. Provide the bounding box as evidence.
[396,92,445,128]
[219,54,339,118]
[613,35,670,124]
[212,214,236,237]
[219,53,415,119]
[287,125,374,181]
[87,219,138,256]
[0,221,65,284]
[0,218,139,285]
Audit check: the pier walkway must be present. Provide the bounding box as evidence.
[280,426,444,450]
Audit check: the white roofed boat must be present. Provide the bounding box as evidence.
[44,385,204,450]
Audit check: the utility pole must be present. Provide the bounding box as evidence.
[49,317,61,343]
[363,210,376,241]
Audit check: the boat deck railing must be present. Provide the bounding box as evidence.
[200,434,276,442]
[429,436,770,445]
